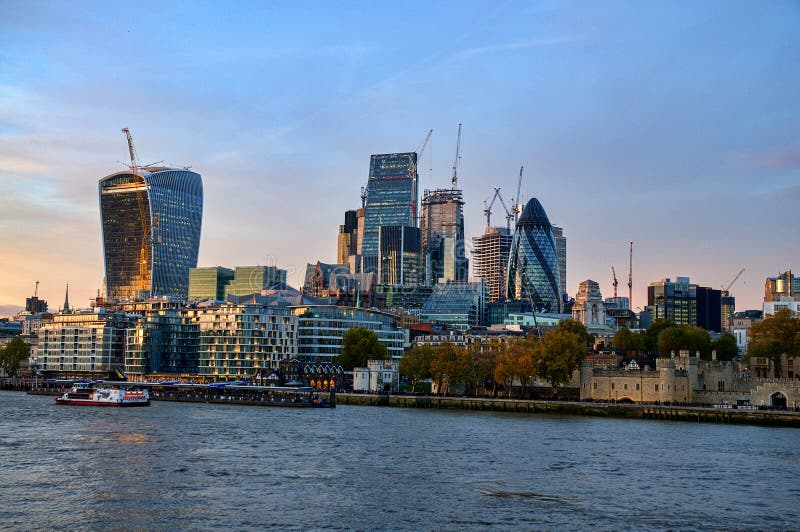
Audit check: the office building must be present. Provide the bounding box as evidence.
[419,280,488,330]
[604,297,630,310]
[125,305,201,375]
[226,266,287,298]
[290,305,405,362]
[99,166,203,301]
[25,296,48,314]
[552,225,567,301]
[337,210,359,265]
[764,270,800,302]
[472,226,512,303]
[696,286,722,332]
[361,153,418,273]
[506,198,562,313]
[378,225,422,285]
[721,292,735,332]
[647,277,697,326]
[188,267,234,301]
[421,188,468,284]
[647,277,722,331]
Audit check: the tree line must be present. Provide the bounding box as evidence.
[400,320,592,398]
[612,319,738,361]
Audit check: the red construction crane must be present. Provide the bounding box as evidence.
[612,266,618,298]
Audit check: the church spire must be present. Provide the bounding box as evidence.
[63,283,70,313]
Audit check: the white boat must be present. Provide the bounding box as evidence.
[55,383,150,407]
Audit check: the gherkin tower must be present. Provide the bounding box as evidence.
[506,198,562,313]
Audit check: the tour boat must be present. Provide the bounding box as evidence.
[55,383,150,407]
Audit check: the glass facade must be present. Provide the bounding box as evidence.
[507,198,561,313]
[226,266,287,298]
[99,168,203,301]
[419,280,488,330]
[506,198,562,313]
[290,305,405,362]
[362,153,418,273]
[647,277,697,326]
[188,267,235,301]
[378,225,422,285]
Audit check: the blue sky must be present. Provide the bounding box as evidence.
[0,0,798,314]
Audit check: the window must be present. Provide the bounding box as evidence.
[636,383,640,390]
[717,381,725,392]
[611,383,615,390]
[655,384,659,391]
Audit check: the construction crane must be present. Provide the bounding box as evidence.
[360,185,367,208]
[34,280,39,298]
[724,268,746,294]
[121,128,161,296]
[482,187,502,229]
[611,267,618,298]
[507,165,524,228]
[408,129,433,178]
[451,123,462,187]
[628,241,634,307]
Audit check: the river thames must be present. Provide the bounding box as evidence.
[1,391,798,530]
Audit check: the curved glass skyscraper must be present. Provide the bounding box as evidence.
[100,167,203,301]
[506,198,562,313]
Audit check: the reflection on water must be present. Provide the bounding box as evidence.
[1,391,798,530]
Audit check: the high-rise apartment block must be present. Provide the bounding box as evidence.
[361,153,418,273]
[421,188,468,284]
[99,167,203,301]
[472,226,512,303]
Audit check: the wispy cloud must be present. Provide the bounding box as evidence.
[738,142,800,169]
[457,36,580,57]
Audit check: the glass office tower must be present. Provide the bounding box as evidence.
[99,167,203,301]
[361,153,418,273]
[506,198,562,313]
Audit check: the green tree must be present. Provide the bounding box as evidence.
[399,345,434,392]
[645,319,676,353]
[710,332,739,361]
[0,338,30,377]
[612,327,645,355]
[430,343,467,395]
[657,325,710,358]
[335,327,388,371]
[746,309,800,377]
[534,329,586,394]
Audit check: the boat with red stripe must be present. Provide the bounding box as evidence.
[55,382,150,407]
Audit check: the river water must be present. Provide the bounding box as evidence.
[1,391,798,530]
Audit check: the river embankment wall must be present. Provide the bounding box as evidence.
[336,393,800,428]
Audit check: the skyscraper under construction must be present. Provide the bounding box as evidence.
[472,226,512,302]
[421,188,468,284]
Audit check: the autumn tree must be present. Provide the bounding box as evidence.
[645,319,675,353]
[399,345,434,392]
[430,343,467,395]
[556,319,593,349]
[0,338,30,377]
[746,309,800,378]
[336,327,388,371]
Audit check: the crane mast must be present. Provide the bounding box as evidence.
[628,241,633,307]
[451,123,461,187]
[612,266,618,298]
[507,165,523,228]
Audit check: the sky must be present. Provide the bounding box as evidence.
[0,0,798,316]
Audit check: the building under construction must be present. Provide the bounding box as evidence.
[421,188,468,284]
[472,227,512,303]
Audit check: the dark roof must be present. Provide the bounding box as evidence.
[517,198,551,227]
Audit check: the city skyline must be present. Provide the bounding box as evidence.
[1,1,799,313]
